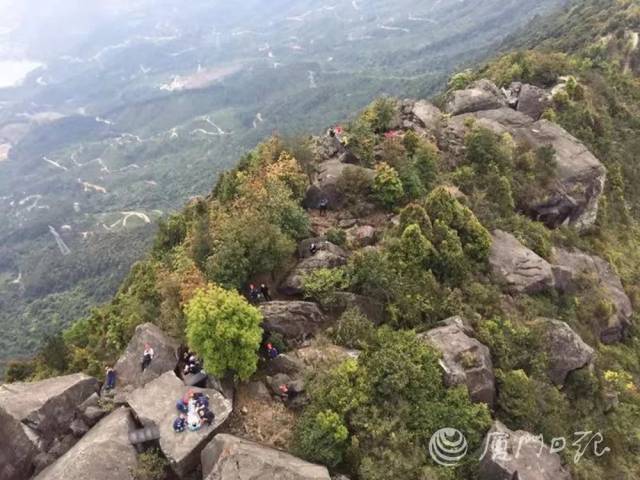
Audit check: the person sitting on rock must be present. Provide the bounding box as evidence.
[183,354,202,375]
[194,392,210,409]
[266,343,279,360]
[105,365,117,390]
[187,396,202,431]
[176,389,196,413]
[279,383,301,404]
[141,343,155,371]
[173,413,187,433]
[318,198,328,216]
[278,383,290,401]
[260,283,272,302]
[197,404,215,426]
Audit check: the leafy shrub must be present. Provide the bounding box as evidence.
[425,187,492,263]
[330,308,376,350]
[337,165,374,206]
[297,328,491,479]
[130,449,169,480]
[185,284,262,380]
[294,409,349,468]
[326,228,347,247]
[373,162,404,209]
[398,203,433,237]
[360,97,398,134]
[5,359,36,382]
[495,369,570,440]
[153,214,187,255]
[302,268,350,308]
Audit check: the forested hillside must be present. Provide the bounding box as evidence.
[5,1,640,479]
[0,0,563,373]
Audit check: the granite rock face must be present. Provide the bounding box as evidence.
[469,108,606,230]
[303,158,375,210]
[488,230,554,294]
[0,407,37,480]
[0,373,99,451]
[34,407,138,480]
[553,248,633,343]
[537,318,595,385]
[420,317,495,406]
[445,79,506,115]
[113,322,179,389]
[126,371,233,478]
[479,421,573,480]
[260,301,327,343]
[201,434,331,480]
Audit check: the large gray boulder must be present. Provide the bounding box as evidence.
[0,373,99,450]
[537,318,595,385]
[34,407,137,480]
[516,83,552,120]
[488,230,554,294]
[469,108,606,230]
[260,301,326,342]
[303,159,375,210]
[113,322,179,389]
[0,407,37,480]
[311,135,345,162]
[298,239,348,259]
[280,248,348,296]
[347,225,377,247]
[401,99,444,136]
[479,421,572,480]
[553,248,632,343]
[419,317,495,406]
[126,371,232,478]
[445,79,506,115]
[333,292,387,325]
[201,434,331,480]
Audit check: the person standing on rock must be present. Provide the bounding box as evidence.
[249,284,259,303]
[318,198,328,216]
[260,283,272,302]
[141,343,155,371]
[105,365,117,390]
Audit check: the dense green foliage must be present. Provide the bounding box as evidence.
[294,328,491,480]
[185,285,262,381]
[0,0,562,372]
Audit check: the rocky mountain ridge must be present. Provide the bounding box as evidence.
[3,72,632,479]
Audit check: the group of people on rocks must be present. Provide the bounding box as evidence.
[182,350,203,376]
[173,389,216,433]
[248,283,272,303]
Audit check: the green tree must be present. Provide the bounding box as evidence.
[425,187,492,263]
[412,141,440,189]
[297,328,491,479]
[185,284,262,380]
[294,409,349,468]
[373,162,404,208]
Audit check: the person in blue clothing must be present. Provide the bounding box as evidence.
[105,365,117,390]
[173,414,187,433]
[266,343,279,359]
